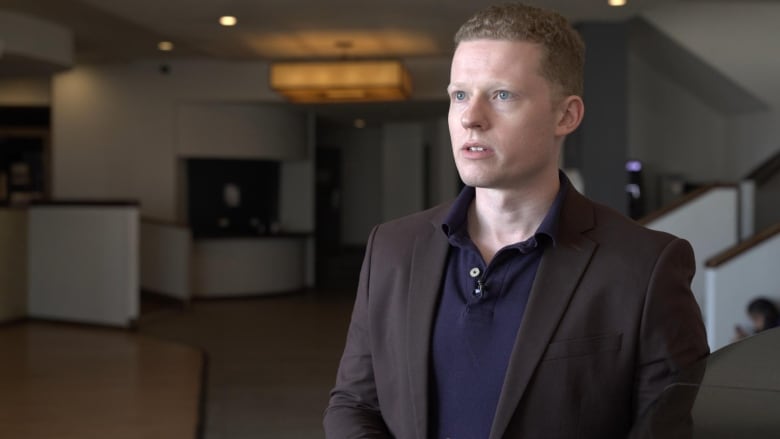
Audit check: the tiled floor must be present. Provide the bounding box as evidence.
[138,290,355,439]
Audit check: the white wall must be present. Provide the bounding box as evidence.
[53,64,179,219]
[424,117,459,207]
[640,3,780,183]
[705,233,780,351]
[340,129,382,245]
[645,187,739,312]
[0,10,73,68]
[339,127,383,244]
[0,209,27,322]
[628,51,730,188]
[726,111,780,179]
[725,112,779,232]
[51,60,300,223]
[317,124,383,246]
[317,117,452,247]
[642,2,780,108]
[280,159,315,233]
[176,102,306,160]
[404,56,452,101]
[381,122,425,221]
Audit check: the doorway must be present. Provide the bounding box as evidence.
[315,146,347,289]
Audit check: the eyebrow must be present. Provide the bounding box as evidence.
[447,82,515,91]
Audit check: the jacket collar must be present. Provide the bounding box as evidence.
[489,187,597,439]
[406,207,450,438]
[404,184,598,439]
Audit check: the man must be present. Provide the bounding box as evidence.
[324,3,708,439]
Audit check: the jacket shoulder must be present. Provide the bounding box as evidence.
[585,197,684,252]
[363,203,452,263]
[373,203,451,237]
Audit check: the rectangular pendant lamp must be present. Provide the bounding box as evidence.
[269,60,412,103]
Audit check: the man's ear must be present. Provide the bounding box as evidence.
[555,95,584,137]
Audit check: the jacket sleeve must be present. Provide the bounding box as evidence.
[324,226,393,438]
[633,237,709,420]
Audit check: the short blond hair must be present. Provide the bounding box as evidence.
[454,2,585,97]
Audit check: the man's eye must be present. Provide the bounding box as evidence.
[497,90,512,100]
[453,91,466,101]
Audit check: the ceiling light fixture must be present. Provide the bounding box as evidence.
[158,41,174,51]
[608,0,627,6]
[219,16,237,26]
[269,60,412,103]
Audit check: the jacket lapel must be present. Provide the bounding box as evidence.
[406,214,450,439]
[489,189,598,439]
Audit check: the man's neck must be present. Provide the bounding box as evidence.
[467,172,560,263]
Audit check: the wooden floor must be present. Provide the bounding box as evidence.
[138,290,354,439]
[0,322,205,439]
[0,289,355,439]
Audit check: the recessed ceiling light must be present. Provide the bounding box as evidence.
[608,0,627,6]
[219,16,237,26]
[158,41,174,51]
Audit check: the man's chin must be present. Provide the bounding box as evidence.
[460,177,500,189]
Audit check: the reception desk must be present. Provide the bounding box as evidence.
[141,217,313,299]
[27,201,139,327]
[1,201,138,327]
[191,234,310,298]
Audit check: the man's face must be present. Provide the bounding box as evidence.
[448,39,568,190]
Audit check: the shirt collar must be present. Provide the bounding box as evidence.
[441,171,570,248]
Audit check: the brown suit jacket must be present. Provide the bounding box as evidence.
[324,187,709,439]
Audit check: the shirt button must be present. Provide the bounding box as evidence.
[469,267,481,278]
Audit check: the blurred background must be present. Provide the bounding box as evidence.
[1,0,779,438]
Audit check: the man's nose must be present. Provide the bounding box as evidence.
[461,97,489,130]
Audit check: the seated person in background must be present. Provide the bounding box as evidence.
[734,298,780,339]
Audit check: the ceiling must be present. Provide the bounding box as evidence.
[643,1,780,108]
[0,0,680,63]
[3,0,778,124]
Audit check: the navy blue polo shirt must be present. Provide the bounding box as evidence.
[429,176,568,439]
